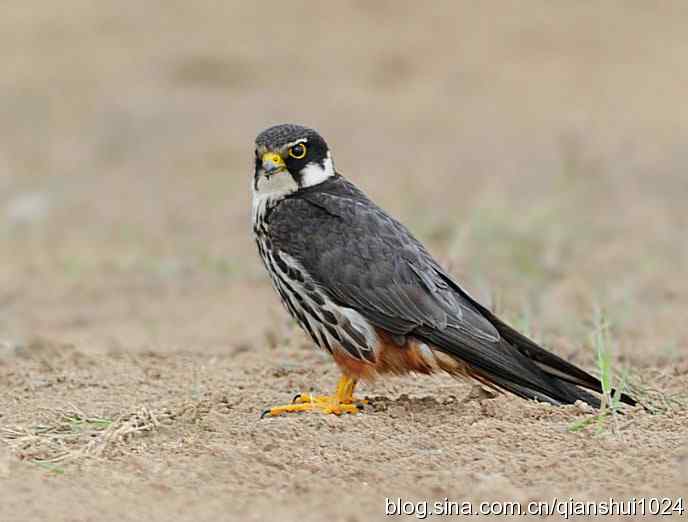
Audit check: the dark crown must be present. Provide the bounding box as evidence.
[255,124,325,150]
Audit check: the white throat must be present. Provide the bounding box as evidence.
[251,153,335,227]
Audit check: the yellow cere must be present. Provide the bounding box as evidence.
[261,152,285,167]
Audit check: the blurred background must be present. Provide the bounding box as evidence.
[2,1,687,363]
[2,3,687,520]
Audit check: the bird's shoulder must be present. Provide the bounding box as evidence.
[270,176,430,266]
[269,174,419,255]
[267,175,498,340]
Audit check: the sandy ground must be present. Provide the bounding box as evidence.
[1,2,687,521]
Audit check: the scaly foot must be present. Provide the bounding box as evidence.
[260,375,365,418]
[260,395,362,417]
[291,392,368,406]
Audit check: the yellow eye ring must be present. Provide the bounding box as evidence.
[288,143,307,159]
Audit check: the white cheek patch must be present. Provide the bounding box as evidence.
[300,153,335,188]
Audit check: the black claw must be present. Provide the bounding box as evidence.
[259,409,271,419]
[292,394,302,404]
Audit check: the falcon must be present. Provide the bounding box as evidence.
[252,123,636,417]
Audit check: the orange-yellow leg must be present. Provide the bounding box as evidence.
[260,375,366,418]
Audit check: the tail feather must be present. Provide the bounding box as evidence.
[472,362,601,408]
[474,367,602,408]
[416,323,637,408]
[431,274,638,408]
[480,311,637,407]
[418,323,614,408]
[415,269,637,408]
[475,341,608,407]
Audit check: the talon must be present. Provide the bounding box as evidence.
[262,376,364,418]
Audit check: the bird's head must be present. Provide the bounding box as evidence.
[253,124,335,198]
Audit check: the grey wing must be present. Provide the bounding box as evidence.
[270,186,601,405]
[270,188,501,346]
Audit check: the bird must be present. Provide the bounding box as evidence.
[251,123,636,417]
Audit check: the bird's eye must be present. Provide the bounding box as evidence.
[288,143,307,159]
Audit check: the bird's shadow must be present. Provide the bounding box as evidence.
[364,387,497,414]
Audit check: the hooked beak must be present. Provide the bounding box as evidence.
[261,152,286,176]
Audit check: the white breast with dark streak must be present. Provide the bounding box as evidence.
[253,218,377,363]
